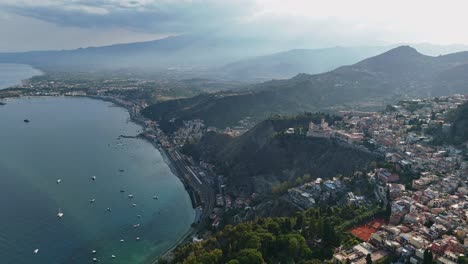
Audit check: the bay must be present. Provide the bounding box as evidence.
[0,96,194,264]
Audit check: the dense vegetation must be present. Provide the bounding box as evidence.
[144,46,468,129]
[165,206,384,264]
[182,113,379,194]
[142,90,304,130]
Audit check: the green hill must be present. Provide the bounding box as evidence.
[182,114,379,194]
[143,46,468,129]
[165,205,384,264]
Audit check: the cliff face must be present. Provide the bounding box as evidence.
[184,116,379,194]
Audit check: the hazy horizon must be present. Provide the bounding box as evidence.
[2,0,468,52]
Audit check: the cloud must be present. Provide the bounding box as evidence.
[1,0,257,33]
[0,10,168,52]
[250,0,468,45]
[2,0,468,52]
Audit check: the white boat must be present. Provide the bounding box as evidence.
[56,179,62,184]
[89,199,96,203]
[57,208,64,218]
[92,250,97,254]
[131,203,137,207]
[120,239,125,242]
[33,249,39,254]
[136,237,140,241]
[153,196,159,200]
[91,176,96,181]
[137,214,141,218]
[127,194,134,199]
[92,257,98,262]
[133,224,140,228]
[111,254,116,259]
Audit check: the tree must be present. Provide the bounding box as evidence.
[236,249,264,264]
[385,188,392,220]
[281,218,292,233]
[197,249,223,264]
[322,220,338,247]
[302,260,322,264]
[294,214,304,230]
[423,249,433,264]
[458,256,468,264]
[366,253,373,264]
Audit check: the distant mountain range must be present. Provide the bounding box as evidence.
[0,34,278,71]
[219,43,468,80]
[0,33,467,80]
[219,46,391,80]
[142,46,468,128]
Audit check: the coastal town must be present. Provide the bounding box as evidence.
[1,79,467,264]
[3,2,468,263]
[289,95,468,264]
[149,93,468,264]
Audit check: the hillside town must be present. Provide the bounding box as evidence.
[162,94,468,264]
[3,80,466,263]
[136,92,468,264]
[301,95,468,264]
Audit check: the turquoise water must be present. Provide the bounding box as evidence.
[0,63,42,89]
[0,96,194,263]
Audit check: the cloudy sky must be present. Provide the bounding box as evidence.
[1,0,467,52]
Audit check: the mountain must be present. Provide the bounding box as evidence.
[2,34,467,78]
[142,46,468,129]
[219,44,468,80]
[219,46,391,80]
[181,114,379,194]
[0,34,283,71]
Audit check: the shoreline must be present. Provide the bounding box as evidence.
[0,94,204,263]
[83,95,203,261]
[85,95,213,262]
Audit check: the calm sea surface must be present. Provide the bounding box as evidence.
[0,63,42,89]
[0,96,194,264]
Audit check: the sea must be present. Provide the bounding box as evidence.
[0,96,195,263]
[0,63,42,89]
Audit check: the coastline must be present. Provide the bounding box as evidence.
[72,95,214,262]
[87,95,215,263]
[0,94,203,263]
[85,95,202,261]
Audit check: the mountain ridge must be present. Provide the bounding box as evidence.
[142,45,468,129]
[1,36,468,79]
